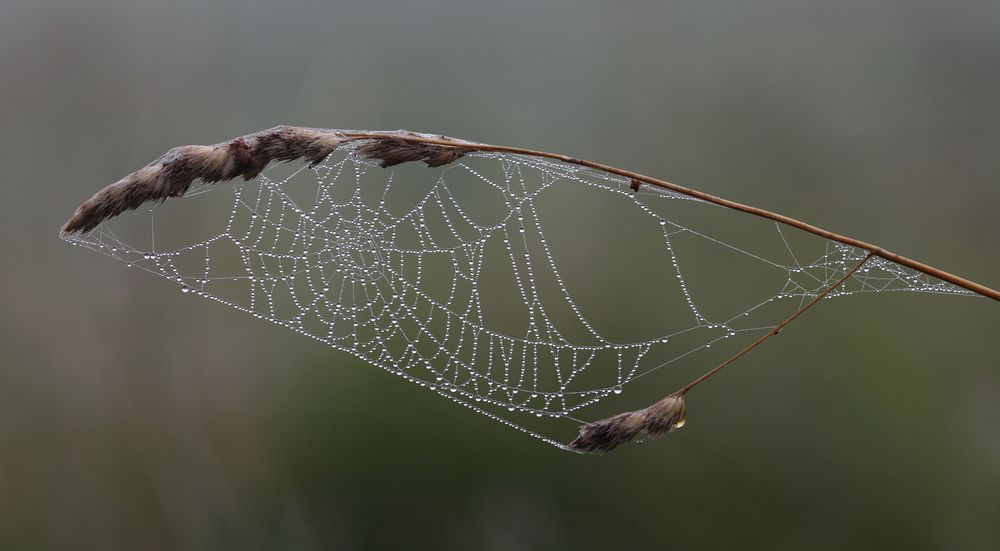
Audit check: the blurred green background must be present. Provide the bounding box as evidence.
[2,1,999,549]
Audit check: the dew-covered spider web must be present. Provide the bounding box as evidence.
[64,137,975,450]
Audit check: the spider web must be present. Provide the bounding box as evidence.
[64,137,975,450]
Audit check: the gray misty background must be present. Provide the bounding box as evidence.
[1,1,999,549]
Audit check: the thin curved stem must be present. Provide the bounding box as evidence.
[345,131,999,302]
[675,251,874,396]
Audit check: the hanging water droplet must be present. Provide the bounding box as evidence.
[613,385,623,394]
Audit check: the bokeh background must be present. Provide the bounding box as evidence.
[2,1,999,549]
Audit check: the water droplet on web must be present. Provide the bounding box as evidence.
[613,385,623,394]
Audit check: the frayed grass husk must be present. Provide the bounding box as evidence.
[570,394,686,453]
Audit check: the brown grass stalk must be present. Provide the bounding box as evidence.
[60,126,998,453]
[568,251,874,453]
[60,126,999,302]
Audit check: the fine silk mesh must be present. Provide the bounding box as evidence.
[65,140,974,450]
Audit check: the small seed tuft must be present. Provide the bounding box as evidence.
[355,138,465,168]
[569,393,686,453]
